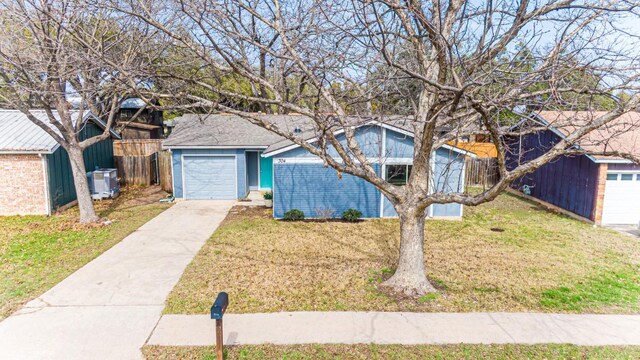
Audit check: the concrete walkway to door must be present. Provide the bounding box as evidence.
[0,200,234,360]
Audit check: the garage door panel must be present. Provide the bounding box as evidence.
[601,173,640,225]
[183,156,236,200]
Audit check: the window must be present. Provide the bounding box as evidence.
[621,174,634,181]
[119,109,136,119]
[386,164,413,186]
[606,173,618,181]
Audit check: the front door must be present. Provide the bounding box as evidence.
[246,151,260,190]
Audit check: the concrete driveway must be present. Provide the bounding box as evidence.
[0,200,234,360]
[606,224,640,238]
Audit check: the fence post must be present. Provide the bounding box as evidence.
[211,292,229,360]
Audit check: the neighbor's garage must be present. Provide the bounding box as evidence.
[182,155,237,200]
[601,172,640,225]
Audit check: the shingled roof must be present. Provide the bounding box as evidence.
[536,111,640,162]
[162,113,314,149]
[163,113,478,157]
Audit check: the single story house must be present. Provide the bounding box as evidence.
[506,111,640,225]
[0,110,119,216]
[163,114,474,219]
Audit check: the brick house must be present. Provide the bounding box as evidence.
[506,111,640,225]
[0,110,119,216]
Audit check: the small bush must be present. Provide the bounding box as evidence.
[341,209,362,222]
[283,209,304,221]
[314,207,336,219]
[263,191,273,200]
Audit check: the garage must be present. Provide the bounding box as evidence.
[183,155,236,200]
[601,172,640,225]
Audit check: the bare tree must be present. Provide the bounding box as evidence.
[122,0,640,295]
[0,0,162,223]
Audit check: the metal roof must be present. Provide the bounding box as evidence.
[120,97,147,109]
[0,110,118,153]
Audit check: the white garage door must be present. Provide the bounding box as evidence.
[601,172,640,225]
[183,155,237,200]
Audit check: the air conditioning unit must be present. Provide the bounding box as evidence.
[87,168,119,200]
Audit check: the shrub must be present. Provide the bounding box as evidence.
[314,207,336,219]
[263,191,273,200]
[341,209,362,222]
[283,209,304,221]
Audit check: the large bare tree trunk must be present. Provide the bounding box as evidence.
[67,145,99,223]
[381,206,437,296]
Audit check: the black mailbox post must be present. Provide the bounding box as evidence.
[211,292,229,360]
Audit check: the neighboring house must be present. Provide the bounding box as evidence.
[448,141,497,158]
[506,111,640,225]
[0,110,119,216]
[116,97,164,139]
[163,114,474,219]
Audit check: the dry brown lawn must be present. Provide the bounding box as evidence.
[165,193,640,314]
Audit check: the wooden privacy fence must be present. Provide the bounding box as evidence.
[465,157,499,187]
[113,139,173,192]
[113,139,163,156]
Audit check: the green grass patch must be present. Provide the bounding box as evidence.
[540,268,640,312]
[143,344,640,360]
[418,293,439,302]
[0,186,171,319]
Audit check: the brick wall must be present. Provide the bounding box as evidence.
[592,163,608,224]
[0,154,48,216]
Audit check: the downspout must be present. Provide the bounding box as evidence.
[39,153,52,216]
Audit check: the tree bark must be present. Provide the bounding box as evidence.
[380,206,437,296]
[67,145,99,223]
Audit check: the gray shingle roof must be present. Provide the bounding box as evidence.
[0,110,117,153]
[162,113,474,156]
[163,113,316,148]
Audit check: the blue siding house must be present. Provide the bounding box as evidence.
[506,111,640,225]
[165,114,472,219]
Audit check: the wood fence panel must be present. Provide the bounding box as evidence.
[158,151,173,192]
[113,139,163,156]
[112,139,173,192]
[115,155,155,186]
[465,157,499,187]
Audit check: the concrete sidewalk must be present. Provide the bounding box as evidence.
[148,311,640,346]
[0,200,234,360]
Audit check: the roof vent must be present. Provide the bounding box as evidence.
[294,127,302,134]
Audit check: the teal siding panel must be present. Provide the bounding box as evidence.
[46,121,114,210]
[81,122,114,170]
[47,147,75,209]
